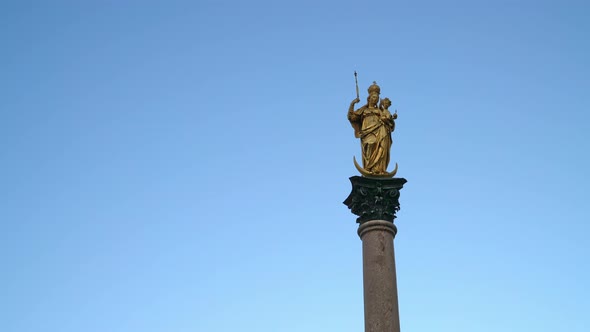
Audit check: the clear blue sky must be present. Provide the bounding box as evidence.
[2,1,589,331]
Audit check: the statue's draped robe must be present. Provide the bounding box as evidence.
[349,106,394,174]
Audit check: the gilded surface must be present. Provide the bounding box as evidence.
[348,80,398,177]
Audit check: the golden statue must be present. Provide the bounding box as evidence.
[348,74,398,177]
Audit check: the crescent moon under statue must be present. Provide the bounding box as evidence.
[353,156,398,178]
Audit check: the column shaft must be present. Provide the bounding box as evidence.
[358,220,400,332]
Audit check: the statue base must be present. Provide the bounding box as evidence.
[343,176,407,224]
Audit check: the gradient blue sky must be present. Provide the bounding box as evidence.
[2,1,589,331]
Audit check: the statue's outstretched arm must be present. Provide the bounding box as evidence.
[349,98,360,113]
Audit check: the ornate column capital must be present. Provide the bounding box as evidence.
[343,176,407,224]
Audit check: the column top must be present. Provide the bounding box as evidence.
[343,176,407,224]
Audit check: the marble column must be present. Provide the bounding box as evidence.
[344,176,407,332]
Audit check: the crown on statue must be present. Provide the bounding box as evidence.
[368,81,381,95]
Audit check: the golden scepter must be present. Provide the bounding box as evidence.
[354,71,359,99]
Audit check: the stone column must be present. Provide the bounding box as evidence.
[344,176,407,332]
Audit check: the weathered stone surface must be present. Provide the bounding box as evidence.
[358,220,400,332]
